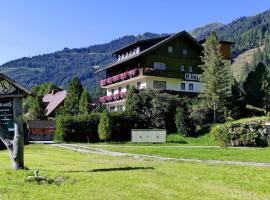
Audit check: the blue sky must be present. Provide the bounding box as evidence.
[0,0,269,64]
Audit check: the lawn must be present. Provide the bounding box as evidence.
[0,144,270,200]
[87,144,270,163]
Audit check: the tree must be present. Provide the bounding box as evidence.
[98,110,112,142]
[28,95,45,120]
[175,107,187,136]
[79,89,91,115]
[63,77,83,115]
[199,32,231,122]
[24,83,60,120]
[243,62,270,110]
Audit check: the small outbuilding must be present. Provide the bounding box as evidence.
[27,120,55,141]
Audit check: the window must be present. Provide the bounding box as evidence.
[168,46,173,53]
[110,106,116,111]
[153,81,166,90]
[111,89,114,95]
[189,83,193,91]
[189,65,193,72]
[180,65,185,72]
[181,83,185,90]
[136,82,141,89]
[182,48,188,55]
[118,87,122,93]
[154,62,166,70]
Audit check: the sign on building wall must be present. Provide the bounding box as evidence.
[185,73,201,82]
[0,99,14,138]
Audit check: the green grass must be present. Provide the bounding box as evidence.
[89,144,270,163]
[1,144,270,199]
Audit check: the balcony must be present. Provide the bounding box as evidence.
[99,91,127,103]
[100,68,139,87]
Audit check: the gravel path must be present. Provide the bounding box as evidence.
[51,143,270,168]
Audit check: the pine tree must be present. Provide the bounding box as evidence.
[63,77,83,115]
[79,89,91,115]
[98,110,112,142]
[199,32,231,122]
[243,62,270,110]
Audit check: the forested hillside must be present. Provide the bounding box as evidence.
[196,10,270,57]
[1,9,270,92]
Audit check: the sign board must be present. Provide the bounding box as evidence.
[185,73,201,82]
[0,99,14,138]
[0,80,16,94]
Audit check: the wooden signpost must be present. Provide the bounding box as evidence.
[0,74,31,170]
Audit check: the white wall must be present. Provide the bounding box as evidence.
[145,77,202,93]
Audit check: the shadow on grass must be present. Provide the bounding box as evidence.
[63,167,154,173]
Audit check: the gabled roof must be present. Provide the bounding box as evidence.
[112,35,171,55]
[43,90,67,117]
[0,73,32,96]
[95,31,203,73]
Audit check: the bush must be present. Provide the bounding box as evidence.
[98,110,112,141]
[111,112,135,141]
[214,121,269,147]
[55,112,135,142]
[55,113,100,142]
[175,107,187,136]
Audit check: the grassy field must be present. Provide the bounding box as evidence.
[1,144,270,200]
[88,144,270,163]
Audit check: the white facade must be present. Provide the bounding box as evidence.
[102,69,203,111]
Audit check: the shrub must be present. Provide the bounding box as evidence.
[215,124,231,147]
[110,112,135,141]
[55,112,135,142]
[214,121,269,147]
[55,113,100,142]
[98,110,112,141]
[175,107,187,136]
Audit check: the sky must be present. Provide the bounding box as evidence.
[0,0,269,64]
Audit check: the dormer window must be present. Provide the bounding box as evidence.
[168,46,173,53]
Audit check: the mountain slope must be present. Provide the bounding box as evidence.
[190,23,224,38]
[196,9,270,56]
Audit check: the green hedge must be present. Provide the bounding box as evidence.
[55,114,100,142]
[55,112,135,142]
[110,112,135,141]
